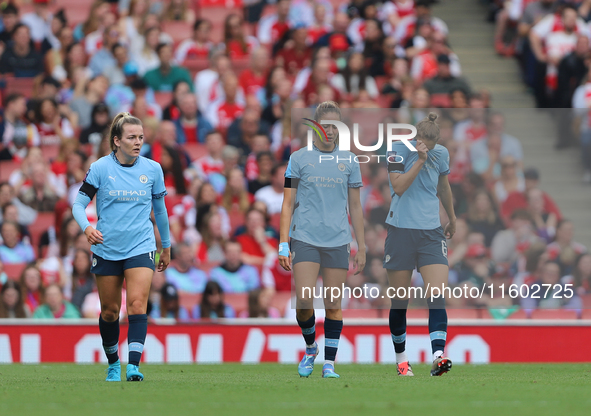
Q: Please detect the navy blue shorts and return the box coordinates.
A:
[383,225,448,271]
[290,239,350,270]
[91,251,156,276]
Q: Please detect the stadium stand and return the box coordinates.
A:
[0,0,589,322]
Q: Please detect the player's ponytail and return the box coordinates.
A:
[416,112,440,142]
[109,112,143,151]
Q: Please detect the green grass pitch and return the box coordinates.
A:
[1,364,590,416]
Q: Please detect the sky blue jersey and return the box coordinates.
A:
[81,152,167,260]
[285,143,362,247]
[386,140,450,230]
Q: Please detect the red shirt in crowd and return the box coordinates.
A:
[239,69,266,97]
[501,190,563,224]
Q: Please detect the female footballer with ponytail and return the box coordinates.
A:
[73,112,171,382]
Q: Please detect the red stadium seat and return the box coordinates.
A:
[0,160,20,182]
[224,293,248,315]
[530,309,580,320]
[183,143,208,162]
[341,309,380,319]
[161,21,193,48]
[154,92,173,109]
[270,291,292,316]
[28,212,56,256]
[179,292,201,312]
[507,309,531,319]
[41,145,60,163]
[3,262,27,281]
[1,77,37,99]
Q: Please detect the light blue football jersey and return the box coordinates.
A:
[385,140,450,230]
[285,143,363,247]
[83,152,167,260]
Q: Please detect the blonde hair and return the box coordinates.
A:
[313,100,341,123]
[416,112,440,142]
[109,112,143,151]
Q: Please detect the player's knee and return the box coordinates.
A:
[296,294,314,310]
[100,304,120,322]
[323,297,341,310]
[127,298,147,315]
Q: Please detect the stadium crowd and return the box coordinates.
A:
[490,0,591,182]
[0,0,589,321]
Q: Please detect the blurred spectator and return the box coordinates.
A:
[239,48,270,97]
[0,221,35,264]
[555,34,589,109]
[0,182,37,226]
[221,168,254,214]
[248,151,274,194]
[88,24,120,77]
[69,249,94,312]
[175,19,213,63]
[470,112,523,183]
[301,57,340,106]
[40,9,67,56]
[0,281,28,318]
[103,43,131,85]
[165,243,208,293]
[307,2,332,45]
[521,260,581,309]
[35,98,76,145]
[393,0,448,46]
[465,189,504,247]
[254,163,287,215]
[194,51,232,115]
[257,0,291,46]
[163,0,195,23]
[513,242,548,287]
[244,133,271,180]
[150,283,190,320]
[19,163,60,212]
[79,102,110,148]
[0,93,41,161]
[173,93,213,144]
[290,0,333,28]
[209,240,260,293]
[239,288,281,318]
[206,72,245,134]
[0,4,19,52]
[223,13,259,59]
[527,188,557,242]
[120,0,149,44]
[236,208,277,269]
[572,67,591,182]
[70,75,109,129]
[227,108,270,156]
[132,26,161,76]
[162,80,190,121]
[21,0,52,43]
[546,219,587,275]
[562,253,591,296]
[160,145,188,195]
[190,130,224,181]
[1,203,31,243]
[74,0,110,43]
[501,167,562,224]
[32,283,80,318]
[331,51,379,100]
[276,26,312,77]
[0,23,44,77]
[491,209,542,265]
[195,207,227,265]
[493,155,525,204]
[192,280,236,319]
[19,264,44,315]
[529,5,588,108]
[454,243,493,288]
[423,54,470,98]
[144,43,193,92]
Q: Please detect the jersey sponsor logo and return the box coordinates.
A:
[307,176,344,183]
[139,174,148,184]
[108,190,147,196]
